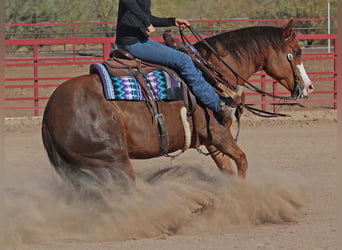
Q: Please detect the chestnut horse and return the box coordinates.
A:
[42,20,313,191]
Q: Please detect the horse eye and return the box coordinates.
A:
[294,50,302,57]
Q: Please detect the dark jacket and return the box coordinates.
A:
[116,0,176,45]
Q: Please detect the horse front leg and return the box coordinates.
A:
[212,132,248,178]
[205,145,236,175]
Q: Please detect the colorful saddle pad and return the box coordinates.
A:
[90,63,183,101]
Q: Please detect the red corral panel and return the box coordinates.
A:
[4,19,337,117]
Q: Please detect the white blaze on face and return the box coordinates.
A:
[297,63,314,97]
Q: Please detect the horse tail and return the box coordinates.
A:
[41,117,99,191]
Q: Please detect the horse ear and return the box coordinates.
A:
[283,19,294,40]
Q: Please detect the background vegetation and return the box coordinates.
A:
[5,0,337,40]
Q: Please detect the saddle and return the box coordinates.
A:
[109,49,136,60]
[104,50,197,110]
[91,50,197,156]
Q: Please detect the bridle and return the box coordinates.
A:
[284,30,306,100]
[287,49,304,100]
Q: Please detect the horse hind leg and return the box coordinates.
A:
[42,126,97,189]
[106,157,136,194]
[79,153,137,194]
[56,157,136,210]
[42,125,117,209]
[46,150,108,198]
[60,158,136,196]
[43,120,136,197]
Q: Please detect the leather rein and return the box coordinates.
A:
[180,26,304,117]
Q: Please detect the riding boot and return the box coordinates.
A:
[214,96,239,126]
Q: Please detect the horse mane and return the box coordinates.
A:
[195,26,288,66]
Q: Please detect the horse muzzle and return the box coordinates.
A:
[292,81,305,100]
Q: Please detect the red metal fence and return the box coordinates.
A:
[4,19,338,117]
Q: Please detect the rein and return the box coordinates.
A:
[180,26,301,103]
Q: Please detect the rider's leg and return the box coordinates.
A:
[118,39,235,125]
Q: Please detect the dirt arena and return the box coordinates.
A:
[4,109,337,250]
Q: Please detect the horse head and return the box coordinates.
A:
[263,20,314,99]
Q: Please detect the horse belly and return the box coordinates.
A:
[117,101,187,159]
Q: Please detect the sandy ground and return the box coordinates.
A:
[4,110,337,250]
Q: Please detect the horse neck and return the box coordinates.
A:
[204,28,281,85]
[219,52,265,86]
[211,27,282,85]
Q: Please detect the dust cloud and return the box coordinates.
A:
[5,163,306,245]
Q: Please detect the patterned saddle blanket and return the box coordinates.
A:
[90,59,184,101]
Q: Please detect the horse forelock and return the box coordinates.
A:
[198,26,288,65]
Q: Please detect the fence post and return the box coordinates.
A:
[207,21,213,36]
[273,81,278,113]
[103,42,111,61]
[261,71,266,112]
[33,44,39,116]
[72,24,76,62]
[334,39,337,109]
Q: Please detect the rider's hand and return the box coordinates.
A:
[175,18,190,30]
[146,24,156,35]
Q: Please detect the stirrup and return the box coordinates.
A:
[214,106,237,126]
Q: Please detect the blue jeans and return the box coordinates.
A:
[117,39,220,112]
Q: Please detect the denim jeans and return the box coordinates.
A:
[117,39,220,112]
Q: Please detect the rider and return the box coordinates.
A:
[115,0,235,126]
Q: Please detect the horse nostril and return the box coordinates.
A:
[308,84,314,93]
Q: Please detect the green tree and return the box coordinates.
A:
[86,0,118,37]
[5,0,86,39]
[5,0,337,39]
